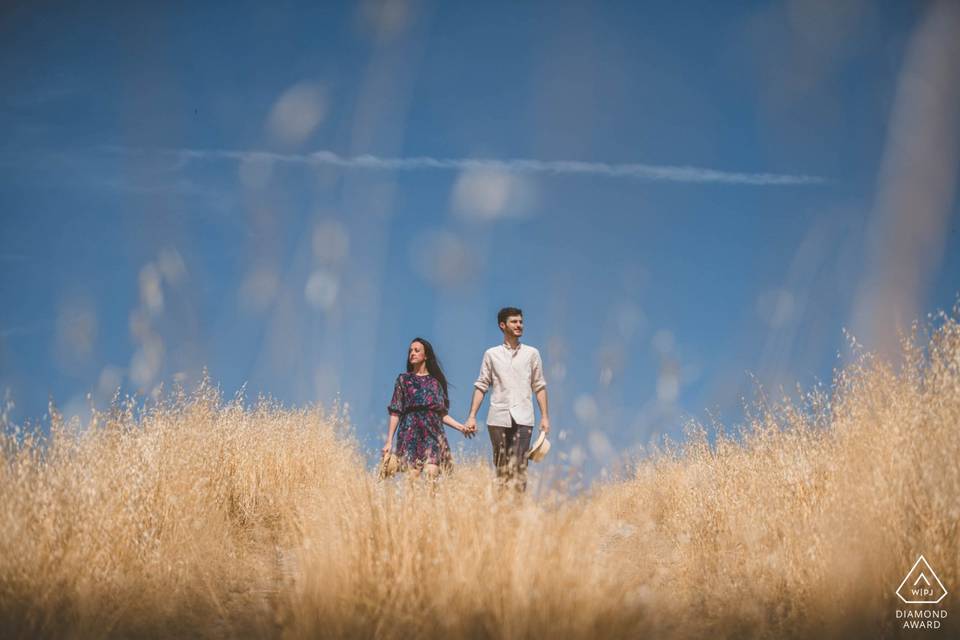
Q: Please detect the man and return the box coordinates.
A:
[465,307,550,492]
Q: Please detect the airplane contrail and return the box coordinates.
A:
[115,147,826,186]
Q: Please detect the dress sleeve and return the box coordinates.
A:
[388,375,405,415]
[439,382,450,414]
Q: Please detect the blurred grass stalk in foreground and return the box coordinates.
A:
[2,308,959,639]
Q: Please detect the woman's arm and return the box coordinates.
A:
[383,413,400,456]
[383,375,405,456]
[443,413,472,437]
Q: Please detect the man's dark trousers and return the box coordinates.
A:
[488,418,533,492]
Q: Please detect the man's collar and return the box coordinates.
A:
[502,341,522,352]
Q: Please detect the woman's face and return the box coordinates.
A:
[408,341,426,366]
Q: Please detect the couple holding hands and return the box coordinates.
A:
[381,307,550,491]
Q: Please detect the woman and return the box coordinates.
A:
[382,337,472,479]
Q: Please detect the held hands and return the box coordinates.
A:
[463,416,478,439]
[458,419,476,439]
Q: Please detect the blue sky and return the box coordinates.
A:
[2,1,959,481]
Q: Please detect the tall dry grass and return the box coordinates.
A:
[2,309,959,639]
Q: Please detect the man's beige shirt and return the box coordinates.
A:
[474,343,546,427]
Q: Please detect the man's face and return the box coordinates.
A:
[500,315,523,338]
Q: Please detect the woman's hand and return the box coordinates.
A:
[381,440,393,458]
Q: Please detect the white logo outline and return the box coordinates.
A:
[896,555,948,604]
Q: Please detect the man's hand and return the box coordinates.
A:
[454,420,475,439]
[539,416,551,435]
[465,416,477,435]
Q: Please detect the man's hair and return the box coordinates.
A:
[497,307,523,326]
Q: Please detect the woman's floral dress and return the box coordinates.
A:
[388,373,453,471]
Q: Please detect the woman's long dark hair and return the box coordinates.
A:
[407,337,450,408]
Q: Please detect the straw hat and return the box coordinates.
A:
[527,430,551,462]
[378,452,402,479]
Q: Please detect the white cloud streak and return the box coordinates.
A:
[112,147,825,186]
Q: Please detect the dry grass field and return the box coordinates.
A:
[2,310,958,639]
